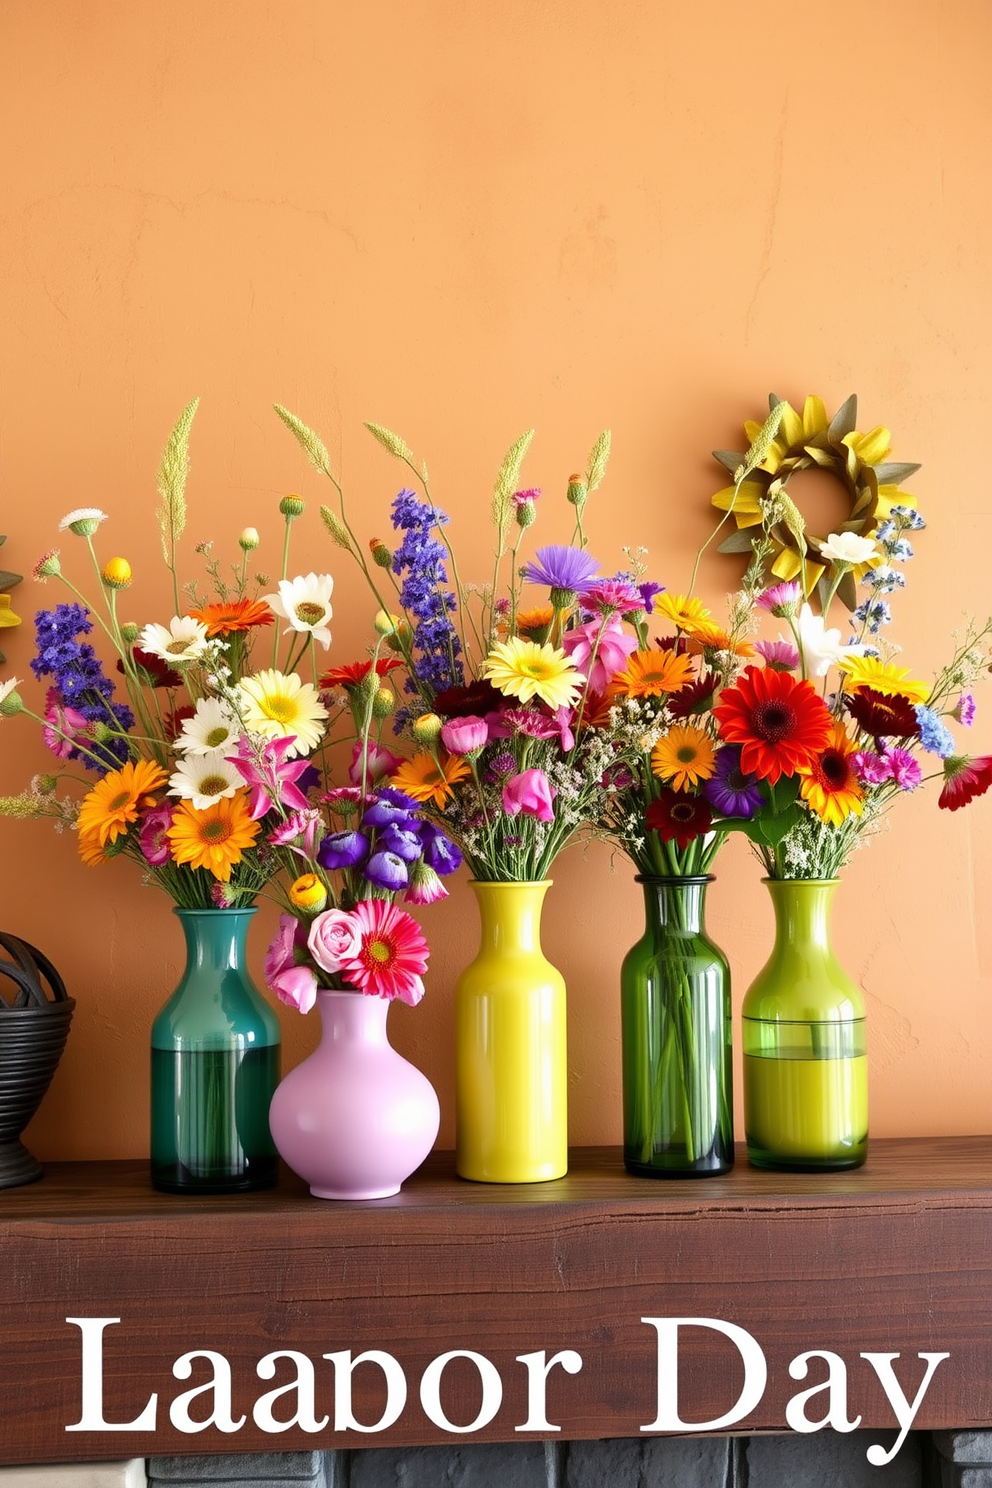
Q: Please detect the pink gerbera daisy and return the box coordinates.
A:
[339,899,429,1005]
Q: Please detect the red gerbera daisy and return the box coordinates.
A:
[938,755,992,811]
[713,666,833,785]
[187,598,274,636]
[845,687,921,740]
[320,657,405,689]
[645,788,713,848]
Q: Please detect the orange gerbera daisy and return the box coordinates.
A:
[187,598,274,636]
[798,723,864,826]
[515,604,555,637]
[76,758,168,849]
[650,725,717,791]
[611,648,694,699]
[166,789,260,881]
[391,751,472,808]
[77,828,109,867]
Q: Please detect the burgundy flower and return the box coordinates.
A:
[846,687,921,739]
[645,788,713,848]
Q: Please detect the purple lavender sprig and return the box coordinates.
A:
[391,489,464,721]
[30,603,134,770]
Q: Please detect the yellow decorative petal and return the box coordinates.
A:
[802,396,828,437]
[843,426,892,467]
[778,403,806,449]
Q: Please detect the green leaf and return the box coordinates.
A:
[274,404,331,474]
[491,429,535,554]
[365,422,414,462]
[717,529,758,554]
[874,461,922,485]
[0,569,22,591]
[754,802,803,846]
[584,429,611,493]
[156,397,199,564]
[828,394,858,441]
[712,449,745,474]
[836,569,858,610]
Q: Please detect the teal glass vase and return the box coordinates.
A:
[150,908,281,1194]
[621,876,734,1177]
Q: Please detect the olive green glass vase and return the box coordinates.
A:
[742,879,867,1171]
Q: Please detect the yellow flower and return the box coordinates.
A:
[650,726,717,791]
[838,656,929,703]
[798,723,864,826]
[480,636,583,710]
[166,790,260,881]
[654,593,714,633]
[515,604,555,639]
[102,557,132,589]
[610,648,694,699]
[238,669,328,756]
[290,874,328,913]
[76,758,168,849]
[391,751,472,809]
[0,595,21,629]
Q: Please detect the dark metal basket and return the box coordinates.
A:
[0,932,74,1188]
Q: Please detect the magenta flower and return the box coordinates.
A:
[754,638,800,672]
[229,734,314,820]
[756,581,801,617]
[265,913,300,980]
[562,616,638,692]
[268,807,323,860]
[42,688,91,758]
[584,579,644,615]
[503,768,557,823]
[440,714,489,755]
[953,693,977,727]
[348,738,403,784]
[307,908,362,974]
[139,802,174,866]
[852,750,892,786]
[337,899,429,1005]
[883,747,923,790]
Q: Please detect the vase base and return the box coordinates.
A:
[746,1146,867,1172]
[624,1155,734,1179]
[150,1158,279,1195]
[456,1163,568,1184]
[0,1138,43,1189]
[309,1183,401,1201]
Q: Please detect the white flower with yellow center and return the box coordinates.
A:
[263,572,334,650]
[238,668,328,756]
[168,750,243,810]
[174,697,241,756]
[138,616,209,664]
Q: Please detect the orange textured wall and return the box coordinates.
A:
[1,0,990,1160]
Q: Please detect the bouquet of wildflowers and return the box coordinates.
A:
[686,394,992,879]
[274,407,647,883]
[0,402,459,1010]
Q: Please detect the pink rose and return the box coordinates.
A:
[440,714,489,755]
[307,907,362,973]
[502,768,557,823]
[270,964,319,1014]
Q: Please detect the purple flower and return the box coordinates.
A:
[363,850,410,890]
[391,488,463,703]
[702,747,764,819]
[485,749,517,783]
[755,581,801,618]
[361,799,412,828]
[638,581,666,612]
[754,638,800,672]
[31,603,134,771]
[852,750,892,786]
[883,747,923,790]
[420,823,463,876]
[953,693,977,727]
[317,830,369,870]
[380,823,424,862]
[373,786,420,811]
[521,545,600,597]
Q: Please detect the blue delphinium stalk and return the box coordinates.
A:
[390,489,464,720]
[31,603,134,770]
[915,705,956,758]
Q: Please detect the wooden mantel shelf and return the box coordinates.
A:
[3,1138,992,1464]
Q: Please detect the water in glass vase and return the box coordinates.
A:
[743,1017,868,1170]
[151,1044,279,1193]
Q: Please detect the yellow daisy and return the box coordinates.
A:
[391,751,472,809]
[238,668,328,756]
[610,648,694,700]
[515,605,555,638]
[654,593,715,634]
[838,656,929,703]
[480,637,583,710]
[650,725,717,791]
[166,790,260,881]
[76,758,168,849]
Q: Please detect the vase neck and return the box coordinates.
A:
[765,879,837,952]
[318,989,390,1046]
[175,908,254,971]
[638,877,709,935]
[470,881,550,954]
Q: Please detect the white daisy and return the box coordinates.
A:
[168,750,243,810]
[818,531,880,566]
[174,697,242,756]
[138,616,209,665]
[263,572,334,650]
[58,508,110,537]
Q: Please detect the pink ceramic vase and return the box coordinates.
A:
[268,989,440,1200]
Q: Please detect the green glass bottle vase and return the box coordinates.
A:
[621,876,734,1177]
[742,879,867,1171]
[150,907,281,1194]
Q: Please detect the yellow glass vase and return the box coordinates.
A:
[455,880,567,1183]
